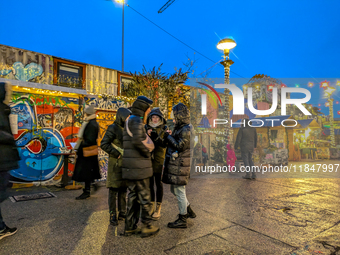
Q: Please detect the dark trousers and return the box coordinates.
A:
[84,181,91,192]
[108,187,127,215]
[125,178,152,230]
[0,172,10,231]
[241,149,255,176]
[150,172,163,203]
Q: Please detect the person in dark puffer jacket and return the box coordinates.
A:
[122,96,159,238]
[145,107,167,220]
[100,107,131,226]
[162,103,196,229]
[0,82,20,240]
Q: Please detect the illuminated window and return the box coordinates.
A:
[54,58,86,89]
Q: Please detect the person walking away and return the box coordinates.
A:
[100,107,131,225]
[122,96,159,238]
[202,145,208,167]
[226,144,236,172]
[146,107,167,220]
[72,105,101,199]
[0,82,20,240]
[163,103,196,228]
[234,118,257,179]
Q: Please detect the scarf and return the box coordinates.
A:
[148,119,163,128]
[74,114,96,150]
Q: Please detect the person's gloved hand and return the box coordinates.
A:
[163,131,170,140]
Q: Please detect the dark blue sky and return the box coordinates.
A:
[1,0,339,80]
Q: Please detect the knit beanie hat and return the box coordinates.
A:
[84,105,96,115]
[132,96,153,112]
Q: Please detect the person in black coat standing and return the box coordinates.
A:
[72,105,101,199]
[0,82,20,240]
[234,118,257,179]
[145,107,167,220]
[122,96,159,238]
[100,107,131,226]
[162,103,196,228]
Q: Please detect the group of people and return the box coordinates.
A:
[65,95,195,238]
[0,81,258,241]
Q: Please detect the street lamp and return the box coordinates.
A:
[116,0,125,72]
[217,37,236,144]
[325,86,336,148]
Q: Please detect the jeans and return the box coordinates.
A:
[108,187,127,215]
[125,179,152,230]
[0,172,10,231]
[170,184,190,215]
[150,173,163,203]
[241,149,255,177]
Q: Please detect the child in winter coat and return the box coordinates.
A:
[226,144,236,171]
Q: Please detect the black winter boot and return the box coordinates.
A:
[118,212,126,221]
[168,214,187,228]
[110,213,118,226]
[187,205,196,218]
[76,190,90,200]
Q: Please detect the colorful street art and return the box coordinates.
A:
[9,92,81,184]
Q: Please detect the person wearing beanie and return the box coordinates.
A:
[72,105,101,199]
[162,103,196,228]
[0,82,20,240]
[145,107,167,220]
[122,96,159,237]
[100,107,131,226]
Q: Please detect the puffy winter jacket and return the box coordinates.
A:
[146,107,167,173]
[101,107,131,188]
[0,82,20,172]
[234,118,257,152]
[162,103,192,185]
[122,96,153,180]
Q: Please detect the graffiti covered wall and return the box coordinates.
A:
[9,92,81,185]
[0,45,53,84]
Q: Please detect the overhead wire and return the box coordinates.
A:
[125,3,246,78]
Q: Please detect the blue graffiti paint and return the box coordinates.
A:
[0,62,43,81]
[26,156,59,171]
[10,97,66,182]
[13,62,43,81]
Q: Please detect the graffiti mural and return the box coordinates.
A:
[9,92,80,184]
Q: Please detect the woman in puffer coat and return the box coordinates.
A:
[100,107,131,226]
[145,107,167,220]
[162,103,196,229]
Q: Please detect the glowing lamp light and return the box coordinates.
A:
[338,110,340,115]
[319,108,321,111]
[281,83,287,88]
[267,84,274,91]
[217,38,237,54]
[324,86,336,97]
[308,82,314,87]
[255,84,260,89]
[318,104,321,106]
[295,84,300,88]
[325,102,330,107]
[336,101,339,104]
[336,80,340,86]
[320,80,330,89]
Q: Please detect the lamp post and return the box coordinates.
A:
[325,86,336,148]
[116,0,125,72]
[217,38,236,144]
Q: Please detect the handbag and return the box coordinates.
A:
[126,119,155,152]
[83,144,98,157]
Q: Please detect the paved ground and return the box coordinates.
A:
[1,161,340,255]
